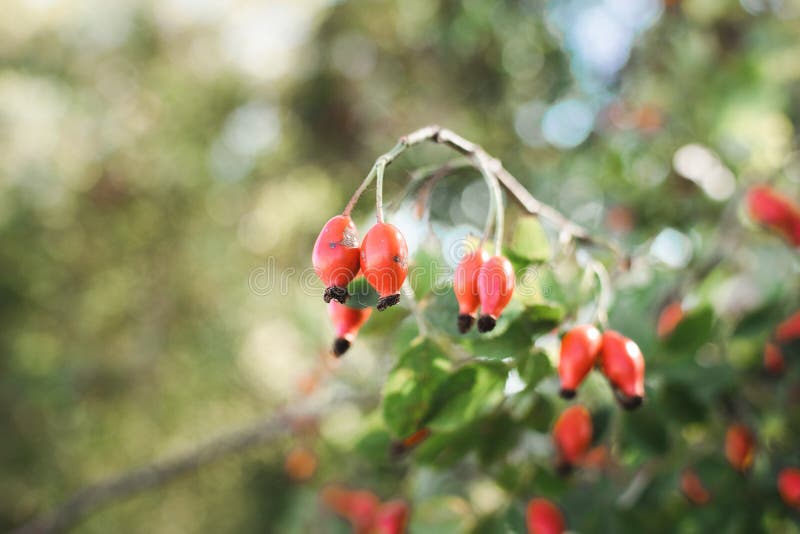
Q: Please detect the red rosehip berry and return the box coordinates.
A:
[313,215,361,304]
[526,498,565,534]
[778,467,800,510]
[599,330,645,410]
[328,300,372,357]
[558,325,602,399]
[360,222,409,311]
[680,469,711,505]
[322,486,380,534]
[725,423,756,472]
[656,301,683,339]
[746,185,800,247]
[764,342,784,375]
[454,249,489,333]
[553,405,593,472]
[476,255,515,333]
[374,500,410,534]
[776,310,800,344]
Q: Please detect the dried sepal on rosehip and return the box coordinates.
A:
[361,222,409,311]
[313,215,361,304]
[526,498,565,534]
[557,325,602,399]
[599,330,645,410]
[453,249,488,333]
[552,404,593,475]
[327,300,372,357]
[476,255,515,333]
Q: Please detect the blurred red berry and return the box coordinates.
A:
[725,424,756,472]
[778,468,800,510]
[526,498,565,534]
[553,405,593,469]
[328,300,372,356]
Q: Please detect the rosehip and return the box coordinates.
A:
[284,446,318,481]
[776,311,800,344]
[374,500,410,534]
[558,325,602,399]
[680,469,711,505]
[778,467,800,510]
[526,498,565,534]
[764,342,784,375]
[322,485,380,534]
[476,255,515,333]
[454,249,489,333]
[725,423,756,472]
[360,223,409,311]
[327,300,372,357]
[553,405,592,471]
[313,215,361,304]
[599,331,645,410]
[657,301,683,339]
[746,185,800,247]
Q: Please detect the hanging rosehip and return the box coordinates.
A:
[476,255,515,333]
[599,331,645,410]
[680,469,711,505]
[558,325,602,399]
[361,223,409,311]
[746,185,800,247]
[763,342,785,375]
[313,215,361,304]
[725,424,756,472]
[552,405,592,472]
[776,310,800,344]
[374,500,410,534]
[328,300,372,357]
[526,498,565,534]
[656,301,684,339]
[778,468,800,510]
[453,249,489,333]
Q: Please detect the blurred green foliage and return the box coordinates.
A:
[1,0,799,532]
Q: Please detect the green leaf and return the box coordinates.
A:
[425,361,507,433]
[409,244,445,300]
[517,350,552,389]
[509,216,551,263]
[622,405,670,455]
[381,338,453,437]
[664,305,714,354]
[345,277,379,309]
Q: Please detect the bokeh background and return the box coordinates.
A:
[1,0,800,532]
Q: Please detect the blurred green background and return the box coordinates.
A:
[1,0,799,532]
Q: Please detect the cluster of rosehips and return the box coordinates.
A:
[322,485,409,534]
[313,214,409,355]
[557,325,645,410]
[746,184,800,248]
[681,424,800,511]
[454,249,515,333]
[763,310,799,374]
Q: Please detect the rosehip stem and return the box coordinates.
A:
[587,259,613,328]
[474,152,504,253]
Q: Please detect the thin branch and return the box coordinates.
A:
[345,125,624,259]
[12,391,372,534]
